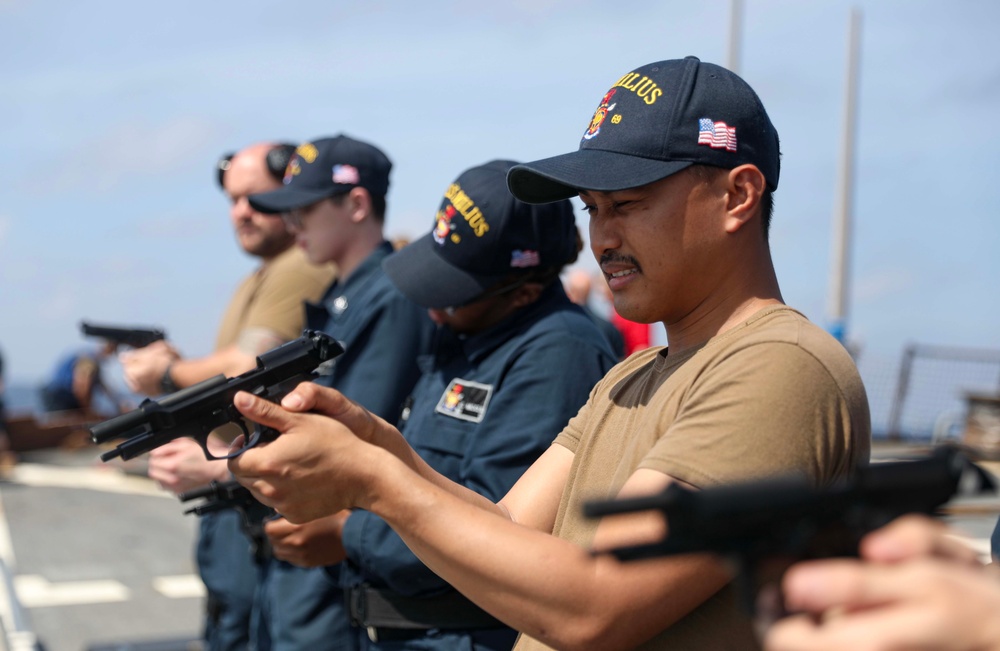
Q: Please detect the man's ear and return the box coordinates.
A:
[347,187,373,224]
[724,165,766,234]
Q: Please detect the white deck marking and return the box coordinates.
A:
[6,463,169,497]
[14,575,130,607]
[0,492,21,634]
[0,493,17,569]
[153,574,206,599]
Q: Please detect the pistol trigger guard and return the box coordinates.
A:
[233,419,260,452]
[197,434,218,461]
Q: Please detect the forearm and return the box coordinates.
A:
[169,344,258,388]
[376,423,505,517]
[365,454,728,650]
[147,437,232,494]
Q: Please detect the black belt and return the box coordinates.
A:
[361,627,427,643]
[347,584,503,639]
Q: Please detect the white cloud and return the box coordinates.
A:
[25,115,218,194]
[37,285,84,321]
[135,215,214,240]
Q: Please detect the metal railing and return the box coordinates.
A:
[885,344,1000,440]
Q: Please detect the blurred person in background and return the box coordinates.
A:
[0,346,13,469]
[39,339,125,418]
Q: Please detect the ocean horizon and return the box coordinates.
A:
[4,383,43,416]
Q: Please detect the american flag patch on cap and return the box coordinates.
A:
[697,118,738,152]
[511,250,540,268]
[332,164,360,185]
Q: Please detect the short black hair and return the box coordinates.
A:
[760,188,774,239]
[370,194,387,223]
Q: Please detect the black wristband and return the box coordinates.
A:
[160,364,180,395]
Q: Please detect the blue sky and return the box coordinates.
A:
[1,0,998,384]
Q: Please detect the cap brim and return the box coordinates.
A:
[247,187,337,214]
[382,234,507,310]
[507,149,694,204]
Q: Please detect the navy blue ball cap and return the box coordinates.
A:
[507,56,780,204]
[383,160,577,310]
[248,134,392,213]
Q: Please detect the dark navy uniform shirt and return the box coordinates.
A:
[306,241,436,423]
[340,282,617,597]
[265,242,434,651]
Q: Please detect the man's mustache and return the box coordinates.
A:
[599,252,642,273]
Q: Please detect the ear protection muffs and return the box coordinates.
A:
[216,143,297,189]
[265,143,296,181]
[216,151,235,189]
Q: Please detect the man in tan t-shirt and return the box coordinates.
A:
[225,58,871,651]
[120,142,335,651]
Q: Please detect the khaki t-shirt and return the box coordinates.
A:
[514,306,871,651]
[215,246,336,350]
